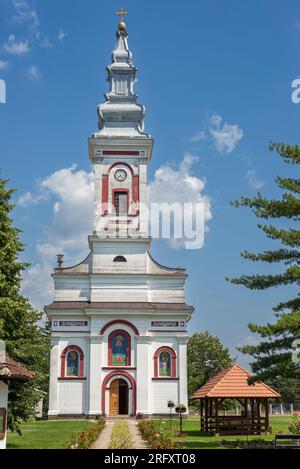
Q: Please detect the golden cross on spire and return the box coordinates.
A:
[115,7,128,23]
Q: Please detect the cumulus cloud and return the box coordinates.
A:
[10,0,39,27]
[3,34,29,55]
[246,170,265,189]
[20,165,94,308]
[192,113,244,154]
[149,154,212,248]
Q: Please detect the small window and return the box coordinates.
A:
[0,408,6,441]
[114,256,127,263]
[114,191,128,215]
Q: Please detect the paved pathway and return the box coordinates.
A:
[127,419,148,449]
[90,420,114,449]
[90,419,147,450]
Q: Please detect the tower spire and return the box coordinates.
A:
[94,12,150,139]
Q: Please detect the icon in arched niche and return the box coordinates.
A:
[112,333,128,366]
[159,351,171,377]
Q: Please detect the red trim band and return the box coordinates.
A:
[100,320,140,336]
[104,151,139,156]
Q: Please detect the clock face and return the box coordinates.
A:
[114,169,127,182]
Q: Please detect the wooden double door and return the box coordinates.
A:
[109,379,129,416]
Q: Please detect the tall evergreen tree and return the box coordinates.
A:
[0,176,50,433]
[227,142,300,386]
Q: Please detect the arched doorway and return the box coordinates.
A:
[109,378,129,416]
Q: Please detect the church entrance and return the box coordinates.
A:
[109,378,129,416]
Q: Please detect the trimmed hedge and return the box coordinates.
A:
[65,419,105,449]
[138,420,179,449]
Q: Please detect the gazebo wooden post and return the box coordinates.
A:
[215,399,219,435]
[205,398,209,432]
[264,398,269,434]
[200,399,204,432]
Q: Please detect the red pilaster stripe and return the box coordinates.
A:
[102,175,109,215]
[132,175,139,215]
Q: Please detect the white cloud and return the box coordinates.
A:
[20,166,94,308]
[27,65,41,80]
[10,0,39,28]
[246,170,265,189]
[209,114,244,154]
[149,154,212,248]
[0,60,10,70]
[192,113,244,154]
[3,34,30,55]
[58,28,67,43]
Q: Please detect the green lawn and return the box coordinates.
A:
[154,416,291,449]
[7,420,94,449]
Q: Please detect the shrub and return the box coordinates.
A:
[108,421,133,449]
[138,420,180,449]
[220,439,274,449]
[288,414,300,435]
[65,419,105,449]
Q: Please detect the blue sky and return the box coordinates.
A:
[0,0,299,369]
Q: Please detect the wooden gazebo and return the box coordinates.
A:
[191,365,280,436]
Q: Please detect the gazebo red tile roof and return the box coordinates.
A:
[191,364,280,399]
[0,356,35,381]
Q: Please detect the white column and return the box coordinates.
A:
[0,381,8,450]
[88,336,103,416]
[48,339,59,417]
[178,337,188,412]
[136,336,150,414]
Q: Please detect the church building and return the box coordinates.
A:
[46,15,194,418]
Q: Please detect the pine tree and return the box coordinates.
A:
[227,142,300,386]
[0,176,50,433]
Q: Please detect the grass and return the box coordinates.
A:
[153,416,291,449]
[108,421,133,449]
[7,420,95,449]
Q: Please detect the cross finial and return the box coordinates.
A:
[115,7,128,23]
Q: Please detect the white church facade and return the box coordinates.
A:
[46,18,194,418]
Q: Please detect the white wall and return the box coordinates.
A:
[0,381,8,450]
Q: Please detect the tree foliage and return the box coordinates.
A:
[187,332,232,403]
[227,142,300,390]
[0,176,50,433]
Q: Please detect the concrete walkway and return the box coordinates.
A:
[90,419,147,450]
[127,419,148,449]
[90,420,114,449]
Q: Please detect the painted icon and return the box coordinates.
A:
[112,333,127,366]
[159,351,171,376]
[67,350,79,376]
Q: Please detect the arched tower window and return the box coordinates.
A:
[114,256,127,263]
[108,330,131,366]
[61,345,84,378]
[154,346,177,378]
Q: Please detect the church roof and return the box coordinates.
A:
[45,301,194,312]
[191,365,280,399]
[0,355,35,382]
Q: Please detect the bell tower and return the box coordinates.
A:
[46,13,193,420]
[88,15,153,239]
